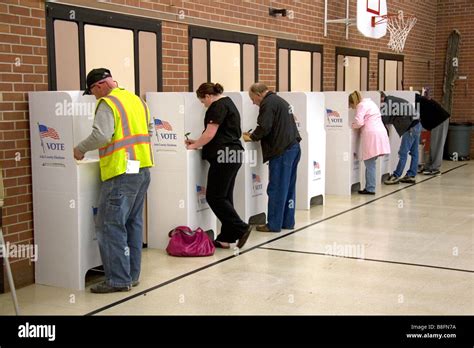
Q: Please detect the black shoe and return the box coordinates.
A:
[237,225,253,248]
[256,224,280,232]
[90,281,131,294]
[213,240,230,249]
[358,189,375,195]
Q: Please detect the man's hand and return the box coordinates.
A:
[74,147,85,160]
[242,132,252,142]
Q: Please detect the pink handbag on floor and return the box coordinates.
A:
[166,226,215,257]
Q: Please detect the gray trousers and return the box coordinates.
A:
[425,118,449,170]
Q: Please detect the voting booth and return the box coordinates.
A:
[146,93,217,249]
[226,92,267,224]
[323,92,361,195]
[29,91,102,290]
[278,92,326,209]
[383,91,417,174]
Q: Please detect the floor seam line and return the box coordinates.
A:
[258,246,474,274]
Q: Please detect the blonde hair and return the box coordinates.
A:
[348,91,362,107]
[249,82,269,96]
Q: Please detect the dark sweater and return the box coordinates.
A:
[415,94,450,131]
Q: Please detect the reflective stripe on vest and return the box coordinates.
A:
[107,95,132,137]
[99,134,151,157]
[99,95,149,161]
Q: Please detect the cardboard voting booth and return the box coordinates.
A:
[146,93,217,249]
[278,92,326,209]
[324,92,361,195]
[226,92,268,224]
[383,91,417,174]
[29,91,102,290]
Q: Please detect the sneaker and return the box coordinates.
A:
[90,281,131,294]
[423,169,441,176]
[384,174,400,185]
[131,280,139,287]
[400,175,416,184]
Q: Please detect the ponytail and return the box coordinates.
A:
[196,82,224,98]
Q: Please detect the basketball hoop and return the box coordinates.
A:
[372,10,417,53]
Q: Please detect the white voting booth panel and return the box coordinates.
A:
[146,93,217,249]
[384,91,417,174]
[324,92,361,195]
[278,92,326,210]
[29,91,102,290]
[359,91,390,188]
[226,92,268,224]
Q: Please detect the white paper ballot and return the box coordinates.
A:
[126,160,140,174]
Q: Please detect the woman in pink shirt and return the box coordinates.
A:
[350,91,390,194]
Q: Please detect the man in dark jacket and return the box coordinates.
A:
[380,92,418,137]
[415,94,450,175]
[243,83,301,233]
[381,92,422,184]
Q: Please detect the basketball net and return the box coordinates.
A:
[385,10,417,53]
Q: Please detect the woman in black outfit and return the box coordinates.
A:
[185,82,252,249]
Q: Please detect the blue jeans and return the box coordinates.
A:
[95,167,151,288]
[364,157,377,193]
[267,143,301,232]
[394,122,422,177]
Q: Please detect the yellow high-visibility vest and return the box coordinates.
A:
[97,88,154,181]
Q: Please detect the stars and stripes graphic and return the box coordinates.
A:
[154,118,173,131]
[252,173,261,183]
[326,109,340,118]
[38,124,60,140]
[196,185,206,195]
[196,185,207,206]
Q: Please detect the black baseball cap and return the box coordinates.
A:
[83,68,112,95]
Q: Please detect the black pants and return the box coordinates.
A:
[206,159,249,243]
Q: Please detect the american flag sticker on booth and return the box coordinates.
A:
[38,124,60,140]
[37,123,60,154]
[196,185,207,206]
[154,118,173,131]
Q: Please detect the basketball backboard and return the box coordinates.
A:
[357,0,387,38]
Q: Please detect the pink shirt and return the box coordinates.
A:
[352,98,391,160]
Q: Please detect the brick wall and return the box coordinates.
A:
[128,0,436,92]
[435,0,474,156]
[0,0,47,290]
[0,0,469,289]
[162,21,189,92]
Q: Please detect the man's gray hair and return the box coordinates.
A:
[249,82,269,95]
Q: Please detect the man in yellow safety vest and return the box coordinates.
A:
[74,68,154,293]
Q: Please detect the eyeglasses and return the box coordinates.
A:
[90,80,106,90]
